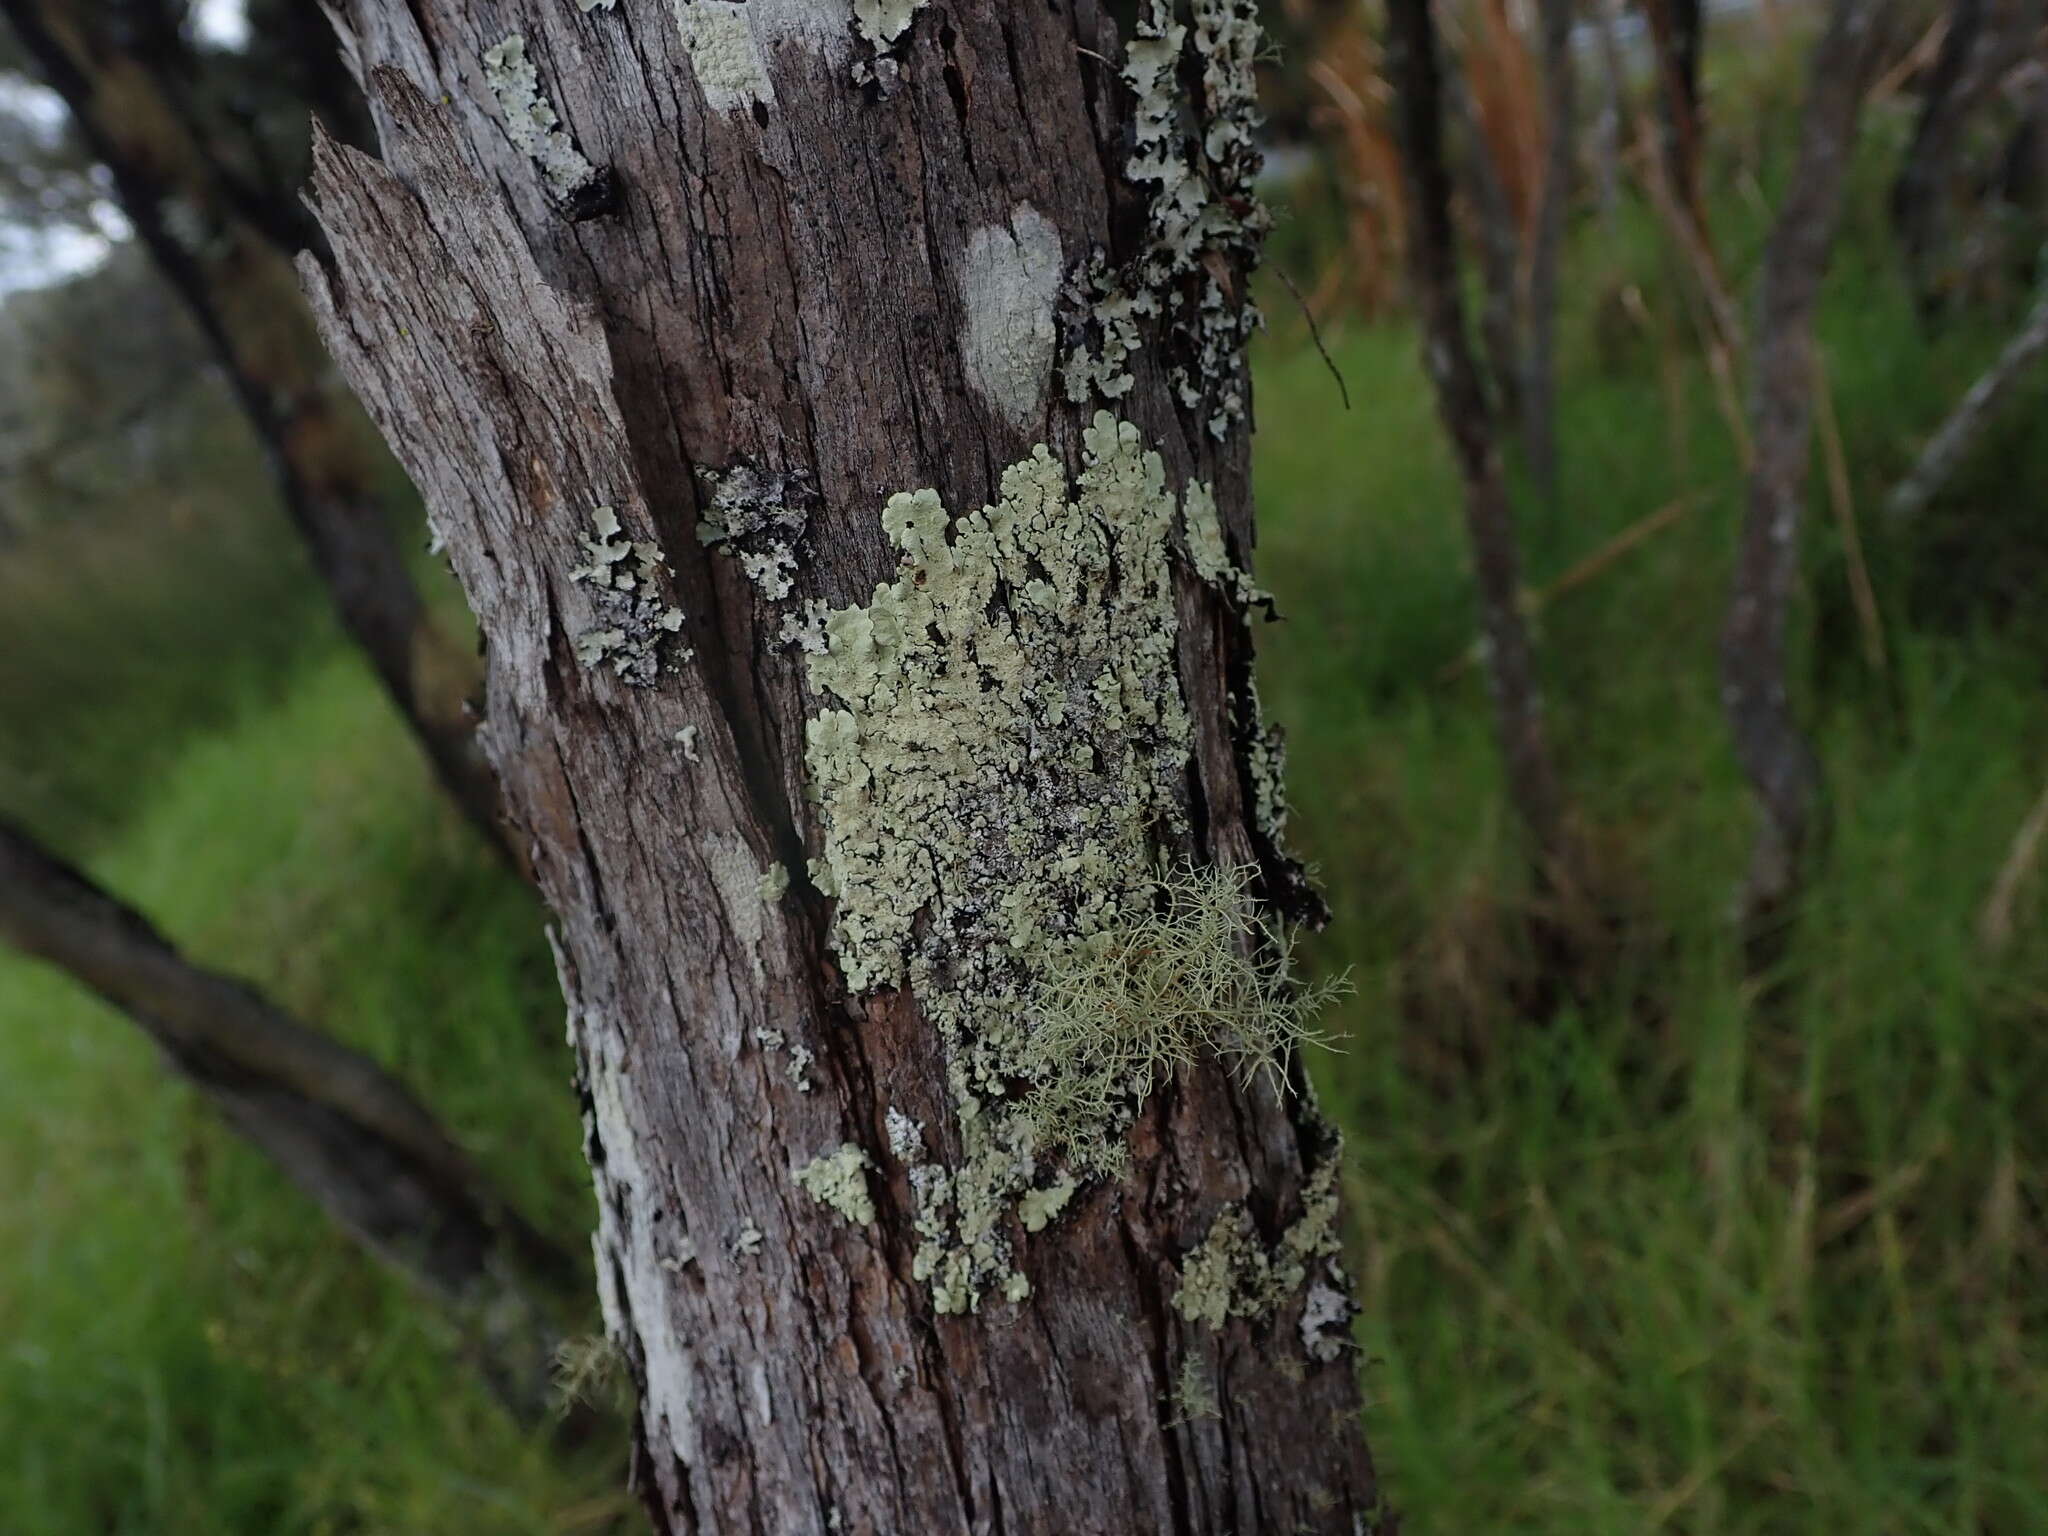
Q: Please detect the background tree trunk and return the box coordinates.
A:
[1523,0,1577,498]
[1720,0,1896,942]
[0,0,521,873]
[298,2,1384,1531]
[0,817,573,1415]
[1389,0,1576,877]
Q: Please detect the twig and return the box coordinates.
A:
[1438,495,1700,682]
[1980,773,2048,952]
[1813,349,1888,676]
[1273,265,1351,410]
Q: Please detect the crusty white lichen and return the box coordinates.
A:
[567,506,689,684]
[697,462,812,601]
[1172,1153,1356,1360]
[853,0,924,43]
[1061,0,1268,440]
[671,0,773,112]
[960,205,1064,432]
[793,1143,876,1225]
[481,34,605,206]
[674,724,702,763]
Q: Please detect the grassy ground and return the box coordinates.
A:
[4,107,2048,1536]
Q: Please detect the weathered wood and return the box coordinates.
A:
[0,0,520,872]
[298,2,1383,1530]
[0,817,573,1415]
[1720,0,1896,938]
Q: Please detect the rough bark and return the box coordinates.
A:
[1886,269,2048,521]
[1891,0,2039,310]
[0,0,521,873]
[1720,0,1895,938]
[1389,0,1574,873]
[297,2,1383,1532]
[0,816,573,1415]
[1523,0,1576,498]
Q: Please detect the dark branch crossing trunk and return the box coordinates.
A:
[1720,0,1896,941]
[0,817,574,1415]
[1388,0,1575,876]
[297,2,1384,1531]
[0,0,521,873]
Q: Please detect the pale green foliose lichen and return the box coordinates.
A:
[1165,1355,1221,1425]
[481,35,603,203]
[853,0,924,45]
[568,506,689,684]
[1061,0,1268,439]
[696,462,811,600]
[1182,479,1271,610]
[805,412,1193,1308]
[1171,1154,1355,1360]
[793,1143,877,1226]
[757,861,790,904]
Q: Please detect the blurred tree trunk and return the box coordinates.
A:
[0,816,573,1415]
[1644,0,1707,234]
[1720,0,1896,945]
[1523,0,1576,498]
[1389,0,1576,877]
[1447,59,1526,424]
[0,0,522,874]
[297,2,1384,1531]
[1891,0,2039,312]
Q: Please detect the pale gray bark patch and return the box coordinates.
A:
[959,204,1064,431]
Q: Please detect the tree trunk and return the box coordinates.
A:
[1643,0,1706,230]
[1523,0,1576,499]
[1446,56,1526,426]
[0,0,522,874]
[0,817,574,1416]
[1891,0,2038,312]
[1720,0,1895,940]
[1389,0,1575,876]
[297,2,1384,1531]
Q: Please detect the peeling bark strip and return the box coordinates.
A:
[1720,0,1897,932]
[0,0,520,873]
[0,819,573,1416]
[299,3,1381,1532]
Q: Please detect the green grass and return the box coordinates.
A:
[1249,163,2048,1529]
[5,85,2048,1536]
[0,655,629,1534]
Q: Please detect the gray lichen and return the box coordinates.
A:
[793,1143,876,1226]
[849,0,926,88]
[567,507,689,684]
[696,462,813,602]
[1061,0,1268,440]
[480,35,609,210]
